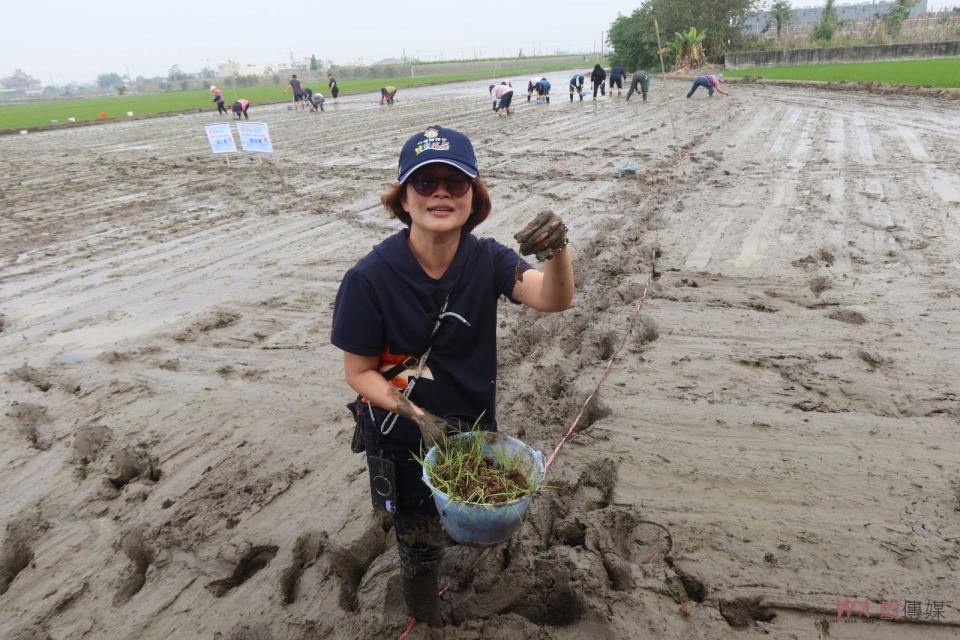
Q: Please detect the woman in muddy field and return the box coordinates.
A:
[331,125,573,628]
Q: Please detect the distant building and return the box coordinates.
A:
[743,0,928,34]
[217,56,311,78]
[0,69,42,97]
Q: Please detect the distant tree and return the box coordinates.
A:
[198,67,216,80]
[116,85,126,95]
[310,54,318,70]
[168,64,187,81]
[96,72,123,90]
[608,0,757,72]
[769,0,794,39]
[42,85,61,97]
[883,0,916,38]
[814,0,837,43]
[179,79,189,91]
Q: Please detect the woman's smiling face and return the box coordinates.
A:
[402,165,473,236]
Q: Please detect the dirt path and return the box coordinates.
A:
[1,76,958,639]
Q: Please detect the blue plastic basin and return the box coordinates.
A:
[421,433,545,547]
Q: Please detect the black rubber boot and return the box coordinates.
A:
[402,571,442,628]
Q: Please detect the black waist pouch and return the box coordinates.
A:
[347,400,366,454]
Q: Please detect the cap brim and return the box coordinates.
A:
[398,159,478,184]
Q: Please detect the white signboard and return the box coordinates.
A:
[204,123,237,154]
[237,122,273,154]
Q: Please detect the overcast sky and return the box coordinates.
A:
[3,0,958,84]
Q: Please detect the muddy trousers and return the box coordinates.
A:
[362,421,444,626]
[687,77,714,97]
[626,78,649,102]
[216,102,228,114]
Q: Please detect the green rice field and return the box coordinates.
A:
[724,57,960,88]
[0,62,600,131]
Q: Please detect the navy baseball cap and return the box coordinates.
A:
[397,125,479,184]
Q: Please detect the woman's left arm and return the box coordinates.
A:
[512,247,574,312]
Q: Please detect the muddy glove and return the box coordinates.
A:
[392,390,447,448]
[515,210,568,262]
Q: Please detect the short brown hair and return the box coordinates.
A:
[381,176,492,234]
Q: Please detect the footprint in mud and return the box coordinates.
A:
[113,528,153,605]
[525,370,612,439]
[206,544,279,598]
[827,309,868,325]
[173,310,242,342]
[0,513,50,595]
[6,402,53,451]
[107,446,161,490]
[279,531,327,605]
[809,275,832,298]
[584,330,619,363]
[633,314,659,349]
[215,624,276,640]
[72,424,111,479]
[328,514,390,612]
[503,562,586,626]
[6,365,53,392]
[857,350,891,370]
[577,458,618,511]
[719,596,776,628]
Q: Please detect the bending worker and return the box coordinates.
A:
[625,70,651,102]
[687,73,728,98]
[569,74,584,101]
[610,64,626,97]
[489,82,514,115]
[380,86,397,105]
[231,99,250,120]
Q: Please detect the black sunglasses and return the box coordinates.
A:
[409,170,473,197]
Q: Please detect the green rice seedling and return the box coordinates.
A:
[415,429,541,506]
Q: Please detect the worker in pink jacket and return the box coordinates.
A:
[687,73,728,98]
[488,82,514,115]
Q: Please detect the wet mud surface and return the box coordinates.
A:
[1,76,959,638]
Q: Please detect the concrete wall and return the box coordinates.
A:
[726,41,960,68]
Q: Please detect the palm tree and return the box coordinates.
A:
[669,27,707,72]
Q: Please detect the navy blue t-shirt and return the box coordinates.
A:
[331,229,532,443]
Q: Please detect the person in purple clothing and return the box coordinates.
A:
[687,73,728,98]
[210,85,227,115]
[332,125,573,628]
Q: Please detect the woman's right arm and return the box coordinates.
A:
[343,352,449,443]
[343,352,404,413]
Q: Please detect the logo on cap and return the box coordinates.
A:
[414,129,450,155]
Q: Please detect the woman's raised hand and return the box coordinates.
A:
[515,211,568,261]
